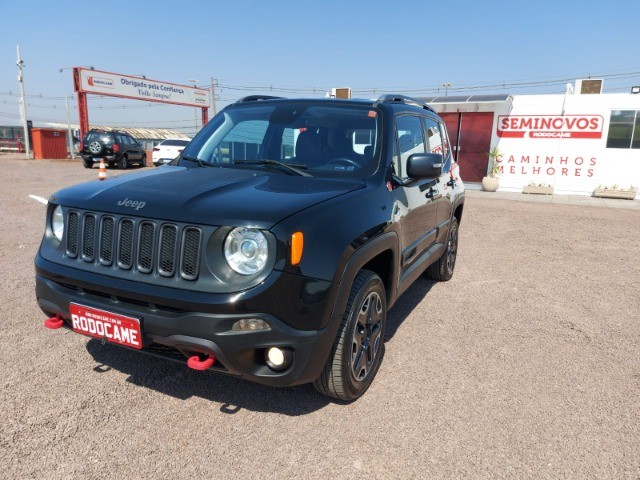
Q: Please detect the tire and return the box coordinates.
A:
[87,140,104,156]
[118,155,128,170]
[313,269,386,401]
[140,153,146,166]
[82,158,93,169]
[425,217,459,281]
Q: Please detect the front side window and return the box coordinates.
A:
[181,102,381,178]
[395,115,426,178]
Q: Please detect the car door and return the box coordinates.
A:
[392,114,439,282]
[423,116,454,245]
[127,136,143,161]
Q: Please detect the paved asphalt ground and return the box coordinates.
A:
[1,156,639,479]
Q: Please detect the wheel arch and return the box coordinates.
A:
[329,232,399,321]
[454,198,464,224]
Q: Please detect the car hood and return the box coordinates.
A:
[51,166,365,228]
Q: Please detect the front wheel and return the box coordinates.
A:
[425,217,459,281]
[313,269,386,401]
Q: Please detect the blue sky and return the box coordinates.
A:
[1,0,638,135]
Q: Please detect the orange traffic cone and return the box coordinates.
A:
[98,158,106,181]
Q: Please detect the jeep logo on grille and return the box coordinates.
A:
[117,198,146,210]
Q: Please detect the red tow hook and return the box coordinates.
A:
[44,316,64,329]
[187,354,215,371]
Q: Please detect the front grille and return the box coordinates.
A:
[118,220,135,269]
[66,212,79,257]
[158,225,178,276]
[82,214,96,261]
[181,227,201,280]
[65,210,203,281]
[137,222,155,273]
[99,216,115,265]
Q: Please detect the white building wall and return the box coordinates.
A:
[493,93,640,195]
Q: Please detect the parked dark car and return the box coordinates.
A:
[79,130,146,169]
[35,95,465,401]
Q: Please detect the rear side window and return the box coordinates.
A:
[423,117,450,172]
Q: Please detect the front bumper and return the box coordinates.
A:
[35,265,339,387]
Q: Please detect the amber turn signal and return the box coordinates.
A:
[291,232,303,265]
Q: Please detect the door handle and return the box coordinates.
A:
[426,185,440,200]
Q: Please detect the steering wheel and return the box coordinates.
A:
[325,157,359,169]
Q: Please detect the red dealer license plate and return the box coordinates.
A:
[70,303,142,349]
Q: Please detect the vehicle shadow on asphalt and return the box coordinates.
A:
[86,339,330,415]
[84,277,435,415]
[385,277,435,341]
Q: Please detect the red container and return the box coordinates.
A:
[31,128,68,159]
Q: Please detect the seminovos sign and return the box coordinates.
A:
[497,115,604,139]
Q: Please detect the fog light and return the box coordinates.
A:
[265,347,292,371]
[232,318,271,331]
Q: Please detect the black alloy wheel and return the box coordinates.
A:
[313,269,387,401]
[350,290,384,382]
[425,217,459,281]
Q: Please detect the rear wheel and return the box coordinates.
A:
[425,217,459,281]
[313,269,386,401]
[82,158,93,169]
[118,155,128,170]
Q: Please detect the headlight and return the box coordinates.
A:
[224,227,269,275]
[51,205,64,241]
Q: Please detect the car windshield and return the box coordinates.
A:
[180,102,381,178]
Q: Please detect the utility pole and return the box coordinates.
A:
[442,82,452,97]
[16,45,31,158]
[65,96,75,158]
[210,77,218,115]
[188,79,198,136]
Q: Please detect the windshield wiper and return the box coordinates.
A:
[181,155,218,167]
[233,159,311,177]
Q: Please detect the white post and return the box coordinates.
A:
[211,77,218,115]
[65,96,75,158]
[16,45,31,158]
[188,79,198,135]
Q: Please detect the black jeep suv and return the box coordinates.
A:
[35,95,465,401]
[79,129,146,169]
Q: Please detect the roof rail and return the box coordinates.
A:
[235,95,284,104]
[374,94,435,113]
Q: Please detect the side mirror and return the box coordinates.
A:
[406,153,443,179]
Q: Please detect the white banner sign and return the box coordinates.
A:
[77,68,210,108]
